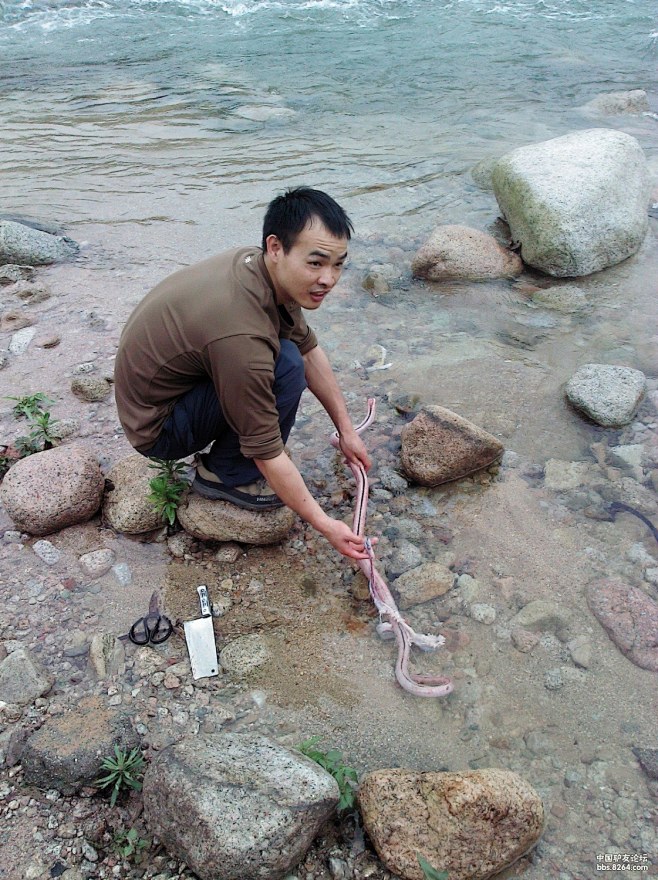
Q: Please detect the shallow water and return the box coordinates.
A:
[1,1,658,878]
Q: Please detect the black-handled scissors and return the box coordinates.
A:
[129,591,173,646]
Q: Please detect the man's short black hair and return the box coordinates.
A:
[262,187,354,252]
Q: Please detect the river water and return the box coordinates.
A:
[1,1,658,878]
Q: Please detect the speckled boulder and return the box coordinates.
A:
[178,493,296,545]
[21,696,139,794]
[412,225,522,282]
[358,768,544,880]
[400,406,504,486]
[0,445,104,535]
[71,375,113,402]
[492,129,649,277]
[0,220,78,265]
[103,454,163,534]
[565,364,646,427]
[143,733,339,880]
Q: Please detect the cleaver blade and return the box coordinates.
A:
[184,585,219,680]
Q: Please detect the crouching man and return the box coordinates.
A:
[114,187,371,561]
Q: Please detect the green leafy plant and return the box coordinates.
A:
[6,392,53,420]
[95,745,145,807]
[112,827,150,864]
[417,853,449,880]
[297,736,359,813]
[147,458,188,526]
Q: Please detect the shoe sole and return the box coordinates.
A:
[192,476,284,512]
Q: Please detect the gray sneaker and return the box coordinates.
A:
[192,463,283,512]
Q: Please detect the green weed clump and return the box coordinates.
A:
[5,393,59,457]
[148,458,188,525]
[297,736,359,813]
[95,745,145,807]
[112,827,150,864]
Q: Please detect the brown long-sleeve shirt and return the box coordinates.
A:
[114,247,317,458]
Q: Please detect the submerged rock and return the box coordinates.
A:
[143,732,339,880]
[358,767,544,880]
[412,224,522,282]
[581,90,649,116]
[492,129,649,277]
[0,220,78,265]
[393,562,454,609]
[178,493,296,545]
[565,364,646,427]
[0,647,54,706]
[400,406,504,486]
[0,445,104,535]
[587,578,658,672]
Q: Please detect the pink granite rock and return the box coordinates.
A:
[359,767,544,880]
[412,225,522,282]
[0,445,104,536]
[586,578,658,672]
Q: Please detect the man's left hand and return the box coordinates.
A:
[338,428,372,472]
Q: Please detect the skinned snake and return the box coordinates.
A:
[332,398,453,698]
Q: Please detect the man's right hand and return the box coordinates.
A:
[319,517,371,561]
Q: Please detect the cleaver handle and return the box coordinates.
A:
[197,585,211,617]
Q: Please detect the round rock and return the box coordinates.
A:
[0,445,104,536]
[412,225,522,282]
[566,364,646,427]
[70,376,113,402]
[0,220,78,265]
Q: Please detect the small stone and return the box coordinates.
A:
[214,542,243,563]
[163,673,181,690]
[470,603,496,624]
[32,540,61,565]
[544,668,564,690]
[8,326,36,354]
[79,549,116,579]
[71,376,112,402]
[1,309,33,332]
[566,364,646,427]
[566,635,592,669]
[112,562,132,586]
[35,335,61,349]
[219,634,269,674]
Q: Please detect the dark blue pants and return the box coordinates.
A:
[142,340,306,487]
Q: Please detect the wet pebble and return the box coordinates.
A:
[111,562,132,586]
[32,540,61,566]
[8,326,35,354]
[470,603,496,624]
[544,668,564,690]
[384,539,423,578]
[78,549,115,579]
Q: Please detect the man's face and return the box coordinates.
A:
[265,218,348,310]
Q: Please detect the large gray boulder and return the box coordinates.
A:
[0,445,105,535]
[565,364,646,427]
[0,221,78,265]
[358,768,544,880]
[143,732,339,880]
[492,129,649,277]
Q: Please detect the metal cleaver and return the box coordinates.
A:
[184,585,219,680]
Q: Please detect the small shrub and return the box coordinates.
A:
[297,736,359,813]
[112,827,150,864]
[95,745,145,807]
[148,458,188,525]
[7,392,59,456]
